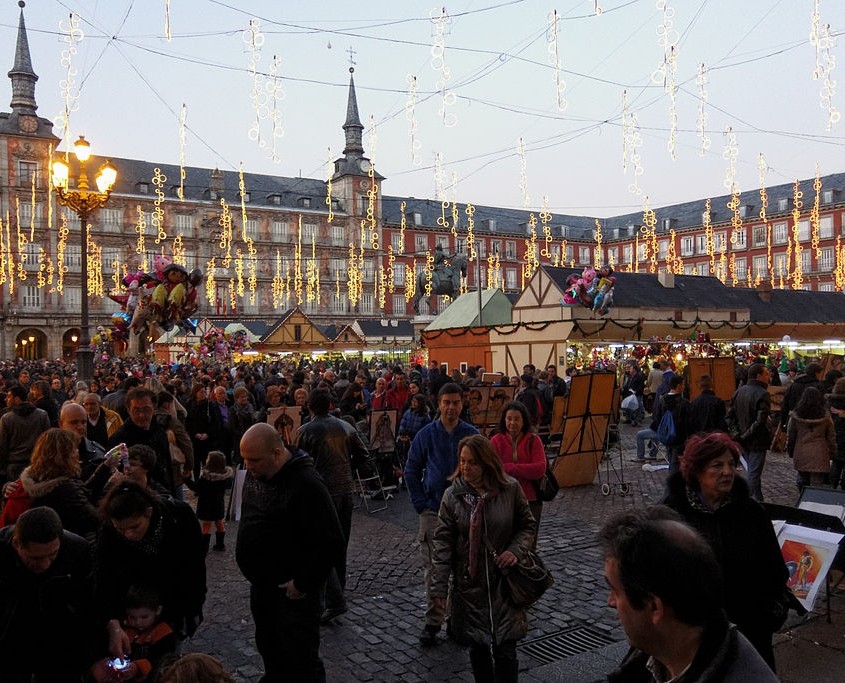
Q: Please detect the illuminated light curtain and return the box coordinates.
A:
[218,199,233,268]
[398,201,407,255]
[56,214,68,293]
[811,166,822,260]
[651,0,679,159]
[205,258,216,306]
[405,75,421,165]
[547,10,567,111]
[465,203,476,261]
[56,13,83,154]
[759,155,772,277]
[791,180,804,289]
[431,7,457,128]
[593,218,603,268]
[152,168,167,244]
[696,63,711,156]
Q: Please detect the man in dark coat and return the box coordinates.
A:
[730,363,772,502]
[0,385,51,484]
[689,375,727,435]
[29,380,59,427]
[779,362,823,430]
[622,360,647,426]
[236,423,345,682]
[0,506,98,682]
[602,507,778,683]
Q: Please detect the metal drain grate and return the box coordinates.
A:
[518,626,619,665]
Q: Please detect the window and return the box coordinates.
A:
[684,265,695,275]
[753,255,767,278]
[505,241,517,259]
[331,294,348,314]
[801,250,811,273]
[18,160,38,188]
[578,246,591,264]
[183,251,197,270]
[22,242,40,271]
[62,286,81,310]
[241,192,251,203]
[332,225,346,246]
[696,262,708,276]
[701,210,710,225]
[773,253,788,277]
[490,240,501,256]
[17,202,43,229]
[415,262,425,278]
[658,240,668,259]
[696,235,708,255]
[820,215,834,239]
[22,285,41,308]
[415,234,428,253]
[413,212,422,226]
[735,258,747,279]
[714,231,727,252]
[773,221,788,244]
[798,219,810,242]
[637,242,648,261]
[819,247,834,271]
[393,265,405,286]
[269,194,281,206]
[820,282,835,292]
[565,244,574,263]
[271,221,288,241]
[362,264,374,283]
[65,244,81,268]
[101,208,123,233]
[551,244,561,260]
[392,295,406,316]
[391,232,404,251]
[173,214,192,232]
[680,236,694,256]
[138,182,150,195]
[777,198,789,212]
[299,197,312,209]
[752,225,766,247]
[606,247,618,264]
[622,245,633,264]
[330,258,346,280]
[301,223,317,243]
[733,228,746,249]
[505,268,517,289]
[244,219,259,240]
[476,240,487,257]
[102,247,121,270]
[823,190,834,204]
[456,239,465,254]
[359,293,374,314]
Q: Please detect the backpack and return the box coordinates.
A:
[656,409,677,446]
[0,480,31,527]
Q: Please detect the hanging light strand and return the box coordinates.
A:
[178,104,187,200]
[547,10,567,111]
[791,179,804,289]
[759,155,772,277]
[811,165,822,260]
[152,168,167,244]
[696,63,711,156]
[430,7,457,128]
[55,13,83,154]
[405,75,421,165]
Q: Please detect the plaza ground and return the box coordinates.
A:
[191,425,845,682]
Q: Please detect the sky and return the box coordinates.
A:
[2,0,844,218]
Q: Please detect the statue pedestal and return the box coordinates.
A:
[411,315,435,342]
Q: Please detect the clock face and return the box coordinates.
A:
[18,115,37,133]
[359,159,372,172]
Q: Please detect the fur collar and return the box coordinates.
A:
[19,467,71,498]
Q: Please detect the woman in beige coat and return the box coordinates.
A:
[787,387,835,493]
[431,434,536,682]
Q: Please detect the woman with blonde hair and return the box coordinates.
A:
[17,428,101,540]
[158,653,234,683]
[431,434,535,681]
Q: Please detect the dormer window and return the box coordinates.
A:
[137,182,149,195]
[298,197,312,209]
[241,192,251,203]
[777,198,789,212]
[823,189,835,204]
[413,212,423,226]
[268,194,282,206]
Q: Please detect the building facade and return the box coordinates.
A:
[1,5,845,360]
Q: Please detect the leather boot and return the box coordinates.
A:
[213,531,226,551]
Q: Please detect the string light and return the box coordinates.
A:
[651,0,678,160]
[729,252,736,286]
[235,248,244,297]
[399,200,407,255]
[641,199,657,273]
[425,248,433,298]
[540,198,552,259]
[378,265,387,309]
[702,198,715,273]
[229,277,236,313]
[245,18,265,147]
[450,176,459,240]
[621,90,629,175]
[517,137,530,209]
[626,112,644,196]
[178,104,187,200]
[55,13,83,153]
[792,179,804,289]
[522,213,539,285]
[758,155,771,277]
[465,203,476,261]
[56,214,68,293]
[819,23,840,130]
[272,249,284,308]
[405,75,421,165]
[164,0,172,41]
[218,198,233,268]
[836,236,845,291]
[696,63,710,156]
[172,233,185,266]
[434,152,444,201]
[431,7,457,128]
[547,10,567,111]
[325,148,334,222]
[723,127,742,245]
[811,165,822,259]
[238,164,257,303]
[152,168,167,244]
[294,215,303,304]
[387,244,395,294]
[404,261,416,303]
[593,218,603,269]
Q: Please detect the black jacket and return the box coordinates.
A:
[236,453,344,594]
[96,498,206,637]
[731,380,771,451]
[781,373,822,428]
[296,414,368,497]
[689,389,727,434]
[662,473,788,642]
[0,527,97,682]
[652,392,692,449]
[19,469,101,542]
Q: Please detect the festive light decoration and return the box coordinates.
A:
[178,104,187,200]
[152,168,167,244]
[540,199,552,259]
[238,164,257,304]
[398,200,407,255]
[819,23,840,130]
[517,137,530,209]
[86,224,103,296]
[56,213,68,293]
[450,176,459,240]
[229,277,236,313]
[387,244,395,294]
[835,235,845,291]
[405,75,421,165]
[434,152,444,201]
[272,249,285,308]
[641,199,658,273]
[792,179,804,289]
[465,203,476,261]
[218,198,233,268]
[294,216,303,305]
[172,233,185,267]
[696,63,710,156]
[404,261,416,303]
[522,213,539,286]
[235,248,244,297]
[624,106,644,196]
[244,20,284,161]
[811,165,822,259]
[164,0,172,41]
[593,218,603,269]
[55,13,83,152]
[667,229,683,274]
[547,10,567,111]
[134,206,147,272]
[722,127,742,245]
[431,7,457,128]
[378,265,387,309]
[425,249,433,298]
[652,0,678,160]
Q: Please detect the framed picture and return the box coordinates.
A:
[776,522,844,612]
[466,386,490,425]
[267,406,302,446]
[370,409,399,453]
[483,386,516,426]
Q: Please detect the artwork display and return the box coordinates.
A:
[266,406,302,445]
[775,522,844,612]
[370,409,399,453]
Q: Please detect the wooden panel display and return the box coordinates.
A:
[686,357,736,402]
[553,372,616,487]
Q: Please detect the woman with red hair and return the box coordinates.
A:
[662,431,789,672]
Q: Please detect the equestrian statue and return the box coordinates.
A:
[412,244,469,315]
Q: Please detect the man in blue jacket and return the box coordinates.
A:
[404,382,478,646]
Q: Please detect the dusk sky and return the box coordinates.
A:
[3,1,844,217]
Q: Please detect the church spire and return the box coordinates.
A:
[342,67,364,158]
[8,1,38,114]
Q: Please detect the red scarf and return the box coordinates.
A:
[466,488,496,579]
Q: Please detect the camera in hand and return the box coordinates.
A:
[108,656,131,672]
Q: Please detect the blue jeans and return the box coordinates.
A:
[743,449,767,502]
[635,428,658,459]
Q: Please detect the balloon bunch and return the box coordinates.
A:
[560,265,616,315]
[197,328,229,363]
[226,329,251,353]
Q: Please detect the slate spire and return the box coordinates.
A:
[8,1,38,114]
[342,67,364,158]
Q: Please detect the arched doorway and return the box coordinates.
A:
[15,328,47,360]
[63,328,81,359]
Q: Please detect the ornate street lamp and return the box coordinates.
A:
[52,135,117,382]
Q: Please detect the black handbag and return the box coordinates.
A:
[533,461,559,502]
[483,536,554,609]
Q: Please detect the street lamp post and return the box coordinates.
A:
[51,135,117,383]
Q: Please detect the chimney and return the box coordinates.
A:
[658,271,675,288]
[210,167,224,193]
[756,279,773,303]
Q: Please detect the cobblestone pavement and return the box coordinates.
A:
[189,424,812,682]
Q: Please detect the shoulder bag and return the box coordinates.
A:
[483,535,554,609]
[530,437,560,502]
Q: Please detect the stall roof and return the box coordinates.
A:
[425,289,513,331]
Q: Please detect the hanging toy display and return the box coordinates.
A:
[560,264,616,315]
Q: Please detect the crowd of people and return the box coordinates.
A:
[0,352,832,681]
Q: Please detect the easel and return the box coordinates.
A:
[553,373,617,488]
